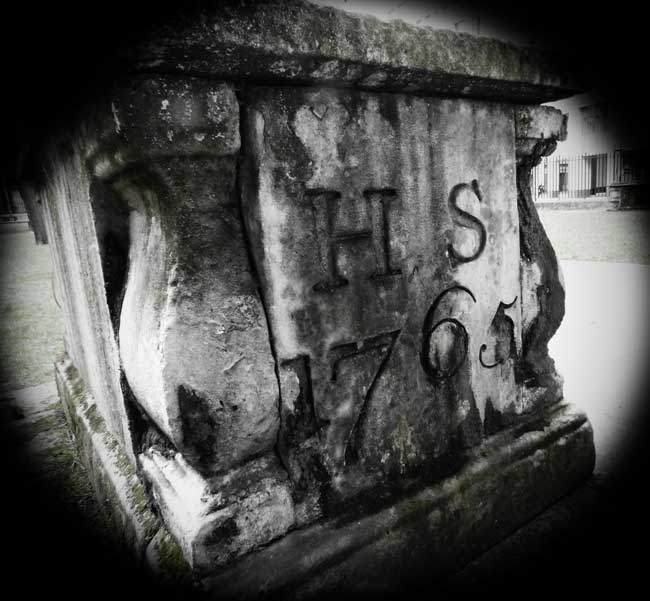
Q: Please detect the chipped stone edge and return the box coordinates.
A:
[139,449,297,573]
[202,401,595,596]
[54,353,195,588]
[124,0,583,103]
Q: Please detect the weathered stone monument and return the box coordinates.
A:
[33,1,594,596]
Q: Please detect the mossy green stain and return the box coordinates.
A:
[85,404,106,434]
[28,412,65,436]
[128,481,159,537]
[156,530,193,579]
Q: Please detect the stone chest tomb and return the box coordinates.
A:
[32,0,594,595]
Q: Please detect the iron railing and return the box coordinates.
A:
[531,152,609,200]
[532,149,648,202]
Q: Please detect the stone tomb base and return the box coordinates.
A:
[56,355,594,597]
[54,356,193,587]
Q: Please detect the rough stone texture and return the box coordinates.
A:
[41,138,135,460]
[123,0,581,103]
[515,106,568,410]
[42,75,279,476]
[54,355,160,557]
[145,528,198,593]
[141,450,295,571]
[202,402,594,598]
[54,355,200,591]
[96,77,279,475]
[241,86,524,520]
[38,73,284,575]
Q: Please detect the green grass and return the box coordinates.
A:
[0,230,64,389]
[539,208,650,265]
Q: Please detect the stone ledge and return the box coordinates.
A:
[515,105,568,141]
[121,0,582,103]
[140,450,295,573]
[55,354,199,592]
[202,401,594,597]
[54,355,161,558]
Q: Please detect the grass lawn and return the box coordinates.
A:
[0,230,64,389]
[539,208,650,265]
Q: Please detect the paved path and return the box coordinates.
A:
[551,260,650,475]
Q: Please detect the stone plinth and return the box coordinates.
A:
[31,0,593,596]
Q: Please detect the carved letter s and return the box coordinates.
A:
[447,179,487,265]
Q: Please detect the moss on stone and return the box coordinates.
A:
[56,357,161,553]
[129,482,159,538]
[62,360,88,410]
[114,444,136,477]
[156,529,193,579]
[96,420,159,537]
[105,435,119,452]
[28,412,65,436]
[84,403,106,434]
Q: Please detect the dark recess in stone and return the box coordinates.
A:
[202,517,239,547]
[89,179,131,333]
[483,398,506,437]
[178,384,218,471]
[122,373,176,458]
[101,231,129,326]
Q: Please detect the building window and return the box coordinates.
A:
[580,103,608,136]
[559,162,568,193]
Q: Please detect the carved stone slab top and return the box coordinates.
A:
[515,105,568,161]
[88,76,240,179]
[121,0,582,103]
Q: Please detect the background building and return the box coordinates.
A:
[538,94,648,204]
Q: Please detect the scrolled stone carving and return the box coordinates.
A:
[515,105,568,411]
[88,76,281,476]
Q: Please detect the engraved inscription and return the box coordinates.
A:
[421,286,476,381]
[244,88,522,493]
[308,189,349,292]
[448,179,487,265]
[306,188,401,292]
[329,330,400,383]
[421,288,520,378]
[479,297,518,369]
[327,330,400,466]
[365,189,402,281]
